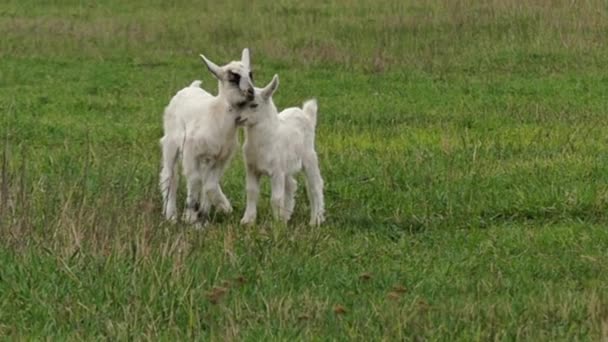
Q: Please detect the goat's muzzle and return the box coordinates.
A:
[235,116,248,126]
[246,88,254,101]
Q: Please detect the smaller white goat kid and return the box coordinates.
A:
[160,49,254,224]
[239,75,325,226]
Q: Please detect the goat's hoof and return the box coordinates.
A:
[182,210,199,225]
[163,208,177,222]
[309,214,325,226]
[193,221,207,231]
[240,216,255,226]
[218,203,233,214]
[163,213,178,223]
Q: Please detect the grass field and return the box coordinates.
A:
[2,0,608,339]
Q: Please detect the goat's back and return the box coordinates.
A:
[278,107,315,133]
[163,84,215,133]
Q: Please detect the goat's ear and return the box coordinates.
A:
[261,74,279,100]
[200,54,223,80]
[241,48,251,69]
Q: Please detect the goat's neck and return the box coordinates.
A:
[247,104,280,144]
[216,81,225,98]
[211,90,240,117]
[215,85,229,105]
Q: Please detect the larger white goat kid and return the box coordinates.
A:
[160,49,254,224]
[239,75,325,226]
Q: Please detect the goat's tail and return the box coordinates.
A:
[303,98,318,127]
[189,80,202,88]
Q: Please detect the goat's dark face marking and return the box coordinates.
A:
[228,71,241,85]
[220,63,255,104]
[199,48,255,107]
[237,74,280,127]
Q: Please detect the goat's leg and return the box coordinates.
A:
[283,175,297,222]
[213,184,232,214]
[270,172,286,222]
[159,138,179,221]
[303,153,325,226]
[240,168,261,225]
[209,157,233,214]
[198,190,211,219]
[193,159,215,223]
[181,147,203,224]
[201,163,232,215]
[201,161,232,214]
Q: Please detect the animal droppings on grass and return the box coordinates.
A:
[417,299,430,312]
[297,314,311,321]
[206,287,229,305]
[333,305,347,315]
[359,272,372,281]
[234,275,247,286]
[387,292,401,300]
[392,285,407,293]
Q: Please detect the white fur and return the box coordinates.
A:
[160,49,255,224]
[239,75,325,226]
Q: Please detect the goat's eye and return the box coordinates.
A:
[249,103,258,109]
[228,72,241,84]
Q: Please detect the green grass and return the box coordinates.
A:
[2,0,608,339]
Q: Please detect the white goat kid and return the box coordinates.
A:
[160,49,254,224]
[239,75,325,226]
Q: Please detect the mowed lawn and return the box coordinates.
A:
[2,0,608,339]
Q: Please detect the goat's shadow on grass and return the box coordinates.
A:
[205,210,235,226]
[194,207,244,228]
[336,215,429,241]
